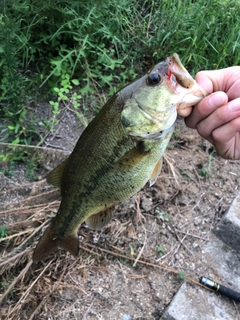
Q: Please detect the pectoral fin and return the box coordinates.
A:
[85,207,113,230]
[116,141,149,170]
[149,158,163,186]
[46,158,69,189]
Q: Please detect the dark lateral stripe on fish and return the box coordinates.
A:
[56,135,135,236]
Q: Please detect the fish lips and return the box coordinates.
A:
[168,53,195,89]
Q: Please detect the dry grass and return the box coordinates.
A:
[0,176,208,320]
[1,139,240,319]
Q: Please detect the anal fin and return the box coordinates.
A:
[85,207,113,230]
[149,158,163,187]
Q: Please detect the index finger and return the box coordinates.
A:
[177,70,213,118]
[185,91,228,129]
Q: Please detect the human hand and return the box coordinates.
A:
[182,67,240,159]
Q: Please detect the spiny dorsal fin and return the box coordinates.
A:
[85,207,113,230]
[149,158,162,187]
[46,158,69,189]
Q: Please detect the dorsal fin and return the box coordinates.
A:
[85,207,113,230]
[149,158,162,186]
[46,158,69,189]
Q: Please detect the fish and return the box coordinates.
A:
[33,53,207,262]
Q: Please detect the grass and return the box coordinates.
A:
[0,178,203,317]
[0,0,240,177]
[1,131,240,318]
[0,226,8,238]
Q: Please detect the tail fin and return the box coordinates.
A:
[32,226,79,262]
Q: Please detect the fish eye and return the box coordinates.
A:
[148,72,162,86]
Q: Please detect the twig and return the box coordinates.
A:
[118,260,128,285]
[82,243,207,289]
[0,260,32,305]
[12,189,59,205]
[82,300,96,320]
[156,244,178,262]
[1,174,21,186]
[0,229,35,243]
[172,234,188,258]
[175,229,208,241]
[59,282,87,294]
[0,219,50,270]
[29,259,67,320]
[43,143,66,150]
[79,244,101,257]
[7,259,53,316]
[133,196,147,267]
[0,179,48,193]
[164,154,179,185]
[0,248,31,270]
[134,194,146,223]
[0,202,54,215]
[0,142,70,153]
[172,227,195,258]
[189,199,201,213]
[28,294,51,320]
[17,219,50,251]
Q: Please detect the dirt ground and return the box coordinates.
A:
[0,101,240,320]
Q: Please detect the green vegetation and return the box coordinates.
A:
[0,225,8,238]
[177,271,186,281]
[129,244,135,256]
[1,279,15,302]
[157,211,170,222]
[156,246,165,256]
[0,0,240,147]
[200,167,210,178]
[180,169,192,181]
[0,144,41,180]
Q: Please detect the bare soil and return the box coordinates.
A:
[0,103,240,320]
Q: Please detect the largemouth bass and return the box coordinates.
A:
[33,53,207,262]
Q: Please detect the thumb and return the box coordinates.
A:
[177,71,212,118]
[195,71,214,93]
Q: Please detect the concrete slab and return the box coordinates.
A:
[160,282,238,320]
[160,192,240,320]
[213,193,240,251]
[204,234,240,289]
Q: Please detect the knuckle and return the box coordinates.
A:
[211,130,221,142]
[196,121,209,139]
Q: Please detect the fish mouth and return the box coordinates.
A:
[167,53,208,109]
[167,53,195,90]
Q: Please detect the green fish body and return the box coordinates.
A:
[33,53,207,261]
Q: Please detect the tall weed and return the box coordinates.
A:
[0,0,240,144]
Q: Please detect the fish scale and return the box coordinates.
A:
[33,53,207,262]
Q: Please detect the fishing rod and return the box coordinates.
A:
[200,276,240,302]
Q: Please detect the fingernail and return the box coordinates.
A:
[208,92,227,109]
[228,99,240,111]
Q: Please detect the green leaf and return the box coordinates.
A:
[12,138,20,144]
[71,79,80,85]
